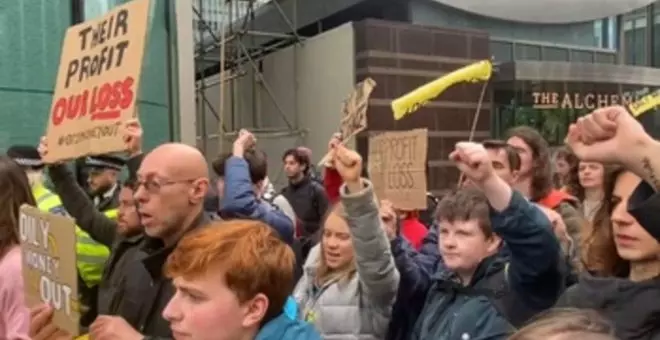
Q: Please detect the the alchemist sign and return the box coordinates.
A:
[20,205,79,335]
[43,0,150,163]
[532,92,634,110]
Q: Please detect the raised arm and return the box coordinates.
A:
[566,106,660,241]
[332,143,399,311]
[341,180,399,306]
[47,164,117,247]
[451,142,562,309]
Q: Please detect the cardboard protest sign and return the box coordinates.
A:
[318,78,376,166]
[368,129,428,210]
[43,0,150,163]
[340,78,376,139]
[20,205,79,336]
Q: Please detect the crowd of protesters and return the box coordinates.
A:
[0,104,659,339]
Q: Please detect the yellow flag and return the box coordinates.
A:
[628,90,660,117]
[391,60,493,120]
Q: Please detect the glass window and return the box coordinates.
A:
[543,47,569,61]
[571,50,594,62]
[515,44,542,60]
[653,8,660,66]
[491,40,514,62]
[594,52,616,64]
[594,19,604,47]
[623,9,648,65]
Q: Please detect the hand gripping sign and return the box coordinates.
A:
[43,0,150,163]
[19,205,80,336]
[391,60,493,120]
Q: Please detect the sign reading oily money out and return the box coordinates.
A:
[20,205,79,336]
[43,0,150,163]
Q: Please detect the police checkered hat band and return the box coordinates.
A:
[13,158,44,167]
[85,156,125,171]
[6,145,44,169]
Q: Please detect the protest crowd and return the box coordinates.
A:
[0,105,659,340]
[3,1,660,340]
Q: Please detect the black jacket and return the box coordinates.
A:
[281,176,329,238]
[557,273,660,339]
[48,155,145,327]
[112,211,213,338]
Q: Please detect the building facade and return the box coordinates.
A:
[3,0,660,192]
[0,0,180,152]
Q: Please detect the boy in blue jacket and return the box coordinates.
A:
[213,129,294,244]
[401,142,562,339]
[162,219,319,340]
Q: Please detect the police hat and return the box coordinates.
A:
[85,154,126,171]
[6,145,44,169]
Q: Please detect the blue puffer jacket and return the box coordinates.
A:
[220,156,294,244]
[256,312,321,340]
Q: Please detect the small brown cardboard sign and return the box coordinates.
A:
[368,129,428,210]
[339,78,376,139]
[43,0,150,163]
[19,205,80,336]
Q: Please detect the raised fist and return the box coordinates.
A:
[122,119,143,156]
[333,144,362,184]
[565,105,650,165]
[449,142,493,184]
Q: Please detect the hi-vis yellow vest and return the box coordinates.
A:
[32,183,111,288]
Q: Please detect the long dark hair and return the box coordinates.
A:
[506,126,553,202]
[581,165,629,277]
[0,156,37,258]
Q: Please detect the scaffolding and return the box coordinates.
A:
[192,0,305,161]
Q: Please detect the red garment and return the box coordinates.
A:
[538,189,577,209]
[323,167,342,205]
[400,216,428,250]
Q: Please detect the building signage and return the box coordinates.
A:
[532,92,634,110]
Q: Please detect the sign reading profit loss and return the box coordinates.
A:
[20,205,80,336]
[368,129,428,210]
[43,0,150,163]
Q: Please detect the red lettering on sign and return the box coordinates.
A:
[51,76,135,126]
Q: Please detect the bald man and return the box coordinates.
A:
[85,143,214,339]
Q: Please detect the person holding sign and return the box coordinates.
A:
[0,156,38,339]
[293,143,399,339]
[8,144,112,330]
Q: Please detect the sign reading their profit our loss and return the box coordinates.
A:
[43,0,150,163]
[20,205,80,336]
[368,129,428,210]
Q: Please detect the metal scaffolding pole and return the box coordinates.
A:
[192,0,306,157]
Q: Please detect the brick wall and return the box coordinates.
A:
[352,19,492,196]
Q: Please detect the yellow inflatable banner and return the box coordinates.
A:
[391,60,493,120]
[628,90,660,117]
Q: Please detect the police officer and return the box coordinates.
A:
[7,145,111,328]
[83,154,125,219]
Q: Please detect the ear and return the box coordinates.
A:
[510,169,520,183]
[486,234,502,254]
[241,293,269,328]
[189,178,209,204]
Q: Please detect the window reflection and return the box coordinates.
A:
[623,8,648,65]
[653,6,660,66]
